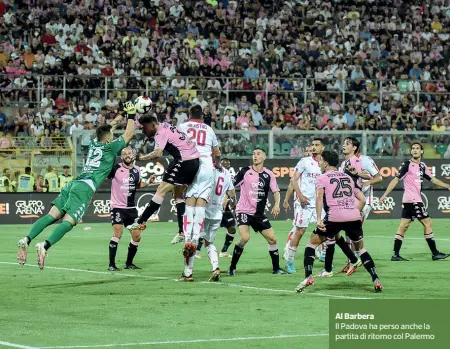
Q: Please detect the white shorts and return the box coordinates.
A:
[200,218,222,243]
[185,158,214,201]
[293,205,324,228]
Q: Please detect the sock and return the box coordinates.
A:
[183,205,195,240]
[196,238,204,252]
[285,228,295,251]
[192,206,206,243]
[126,240,139,265]
[393,234,403,256]
[304,244,316,278]
[221,227,236,252]
[109,236,120,266]
[46,221,73,248]
[206,244,219,270]
[176,200,185,234]
[184,255,195,276]
[335,235,358,264]
[26,214,57,244]
[286,243,298,264]
[230,244,244,270]
[424,233,438,255]
[359,249,379,281]
[268,244,280,271]
[138,195,164,224]
[324,240,335,273]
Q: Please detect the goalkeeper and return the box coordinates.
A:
[17,102,137,269]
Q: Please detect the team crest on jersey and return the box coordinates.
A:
[263,173,268,178]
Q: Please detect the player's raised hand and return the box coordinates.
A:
[272,205,280,218]
[123,101,137,115]
[283,200,290,212]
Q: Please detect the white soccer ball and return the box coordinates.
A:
[134,96,153,114]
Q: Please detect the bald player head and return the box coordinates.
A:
[121,147,135,167]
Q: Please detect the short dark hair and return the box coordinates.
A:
[139,115,158,125]
[322,150,339,167]
[312,137,324,145]
[190,105,203,119]
[411,142,423,151]
[25,166,31,174]
[63,165,69,169]
[3,168,9,174]
[345,137,360,154]
[254,147,267,154]
[96,125,112,141]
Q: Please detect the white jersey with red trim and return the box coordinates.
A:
[178,120,219,160]
[339,154,379,203]
[293,155,322,207]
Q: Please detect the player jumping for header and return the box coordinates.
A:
[17,103,137,268]
[379,142,450,261]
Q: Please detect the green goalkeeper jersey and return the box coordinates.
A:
[76,136,126,190]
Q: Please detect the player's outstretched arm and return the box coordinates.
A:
[283,182,294,211]
[379,177,400,203]
[430,177,450,190]
[139,148,163,161]
[122,102,137,144]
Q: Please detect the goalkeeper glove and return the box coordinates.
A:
[123,101,137,120]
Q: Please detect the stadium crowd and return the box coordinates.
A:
[0,0,450,154]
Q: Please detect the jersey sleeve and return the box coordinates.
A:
[225,173,235,192]
[295,158,306,175]
[316,175,326,190]
[154,128,168,150]
[108,164,120,180]
[396,161,410,180]
[110,136,126,155]
[363,157,379,176]
[233,167,248,187]
[423,163,433,181]
[268,170,279,193]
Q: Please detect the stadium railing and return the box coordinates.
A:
[0,136,75,176]
[1,74,449,107]
[72,129,449,174]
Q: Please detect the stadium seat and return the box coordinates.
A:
[281,143,291,155]
[273,143,281,155]
[436,144,447,157]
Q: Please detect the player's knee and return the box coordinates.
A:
[131,230,141,242]
[228,227,236,235]
[113,226,123,239]
[239,234,250,245]
[295,227,306,236]
[267,236,277,245]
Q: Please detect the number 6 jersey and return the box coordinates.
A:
[316,170,362,222]
[206,168,234,221]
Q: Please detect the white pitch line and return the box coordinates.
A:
[0,341,38,349]
[0,261,372,300]
[39,334,328,349]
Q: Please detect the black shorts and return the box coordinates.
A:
[110,208,138,226]
[221,210,236,228]
[163,158,200,186]
[315,220,363,242]
[402,202,429,221]
[236,213,271,233]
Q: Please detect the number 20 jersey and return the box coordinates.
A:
[178,120,219,161]
[206,168,234,220]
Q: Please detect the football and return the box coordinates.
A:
[134,96,153,114]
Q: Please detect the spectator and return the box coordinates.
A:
[374,135,394,156]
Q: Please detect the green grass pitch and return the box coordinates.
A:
[1,219,450,349]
